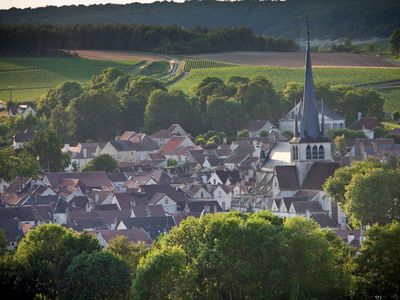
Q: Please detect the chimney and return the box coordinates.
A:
[145,206,151,217]
[357,112,362,120]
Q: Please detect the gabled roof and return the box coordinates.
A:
[0,205,52,222]
[186,201,222,213]
[118,216,175,239]
[281,101,344,122]
[0,219,24,242]
[110,137,159,152]
[291,201,323,214]
[275,166,299,191]
[97,228,152,246]
[349,117,382,131]
[6,176,32,193]
[311,213,340,228]
[241,120,273,132]
[159,136,193,155]
[14,128,36,143]
[301,162,340,190]
[214,170,240,185]
[132,205,166,218]
[44,171,113,189]
[140,184,188,204]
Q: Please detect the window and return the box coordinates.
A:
[312,145,318,159]
[200,192,204,199]
[319,145,325,159]
[165,198,169,204]
[222,202,226,210]
[292,146,296,161]
[306,145,311,160]
[217,191,222,198]
[213,179,216,185]
[295,146,299,160]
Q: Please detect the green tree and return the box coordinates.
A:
[14,224,101,298]
[167,158,178,168]
[69,90,121,141]
[205,97,245,137]
[0,147,41,181]
[345,168,400,226]
[61,251,131,300]
[236,76,281,122]
[237,129,250,140]
[259,129,268,137]
[354,221,400,298]
[49,105,74,142]
[334,135,347,157]
[28,129,67,172]
[106,236,148,273]
[82,154,117,172]
[389,28,400,55]
[0,229,8,255]
[143,90,194,133]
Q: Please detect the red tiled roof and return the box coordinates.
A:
[349,117,382,131]
[159,136,187,155]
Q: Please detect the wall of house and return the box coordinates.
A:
[157,195,177,214]
[212,187,231,210]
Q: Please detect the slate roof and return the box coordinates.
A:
[275,166,299,191]
[311,213,340,228]
[0,219,24,242]
[110,137,159,152]
[0,205,52,222]
[349,117,382,131]
[119,216,175,239]
[14,128,36,143]
[301,162,340,190]
[97,228,152,245]
[140,184,188,204]
[132,205,166,218]
[6,176,32,193]
[186,201,222,213]
[214,170,240,185]
[281,101,344,122]
[106,172,128,182]
[44,171,113,189]
[291,201,324,214]
[241,120,273,132]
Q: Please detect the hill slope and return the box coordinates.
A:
[0,0,399,39]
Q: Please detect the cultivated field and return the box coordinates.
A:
[73,50,162,63]
[189,52,400,68]
[0,56,136,102]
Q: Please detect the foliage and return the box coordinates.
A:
[237,129,250,140]
[49,106,74,142]
[14,224,101,298]
[167,158,178,168]
[82,154,117,172]
[106,236,148,273]
[69,90,122,141]
[334,135,347,157]
[259,129,268,137]
[133,212,352,299]
[389,28,400,55]
[60,251,131,300]
[0,229,8,255]
[329,128,367,139]
[195,130,226,146]
[0,147,41,181]
[28,129,68,172]
[0,24,299,56]
[324,160,400,226]
[354,221,400,299]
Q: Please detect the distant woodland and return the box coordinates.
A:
[0,25,299,55]
[0,0,399,39]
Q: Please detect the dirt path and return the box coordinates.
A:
[73,50,165,62]
[189,52,400,68]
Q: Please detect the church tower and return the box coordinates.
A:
[290,19,332,163]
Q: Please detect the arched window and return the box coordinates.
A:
[319,145,325,159]
[292,146,296,161]
[312,145,318,159]
[295,146,299,160]
[306,145,311,160]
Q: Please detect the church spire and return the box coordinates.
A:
[299,16,321,141]
[294,99,299,137]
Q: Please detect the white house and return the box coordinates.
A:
[8,104,37,118]
[151,124,188,146]
[211,185,233,211]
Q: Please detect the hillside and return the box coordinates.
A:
[0,0,399,39]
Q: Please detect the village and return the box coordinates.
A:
[2,39,398,251]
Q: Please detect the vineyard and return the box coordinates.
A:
[171,65,400,93]
[182,58,236,72]
[0,56,137,102]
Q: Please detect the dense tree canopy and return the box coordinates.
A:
[0,147,41,181]
[82,154,117,172]
[133,212,353,299]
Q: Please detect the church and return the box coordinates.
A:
[233,28,348,229]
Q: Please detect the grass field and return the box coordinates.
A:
[0,56,138,102]
[182,58,236,72]
[171,66,400,93]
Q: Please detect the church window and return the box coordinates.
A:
[306,145,311,160]
[295,146,299,160]
[312,145,318,159]
[292,146,296,161]
[319,145,325,159]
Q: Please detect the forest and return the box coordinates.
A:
[0,24,299,55]
[0,0,399,39]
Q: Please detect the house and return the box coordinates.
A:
[13,128,36,149]
[240,120,274,137]
[348,116,382,139]
[8,104,37,118]
[347,138,400,162]
[101,136,159,163]
[150,124,188,146]
[211,185,233,210]
[224,141,256,170]
[95,228,153,247]
[43,171,113,191]
[0,219,24,250]
[131,204,166,218]
[279,101,345,135]
[208,170,240,185]
[64,143,101,171]
[106,173,128,191]
[158,136,198,163]
[0,205,53,227]
[182,184,213,201]
[116,216,176,239]
[184,200,222,215]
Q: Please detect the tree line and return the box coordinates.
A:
[0,0,399,39]
[0,24,299,55]
[1,212,399,299]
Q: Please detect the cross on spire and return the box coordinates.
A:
[306,16,311,49]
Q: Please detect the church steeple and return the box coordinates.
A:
[293,99,299,137]
[299,17,322,141]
